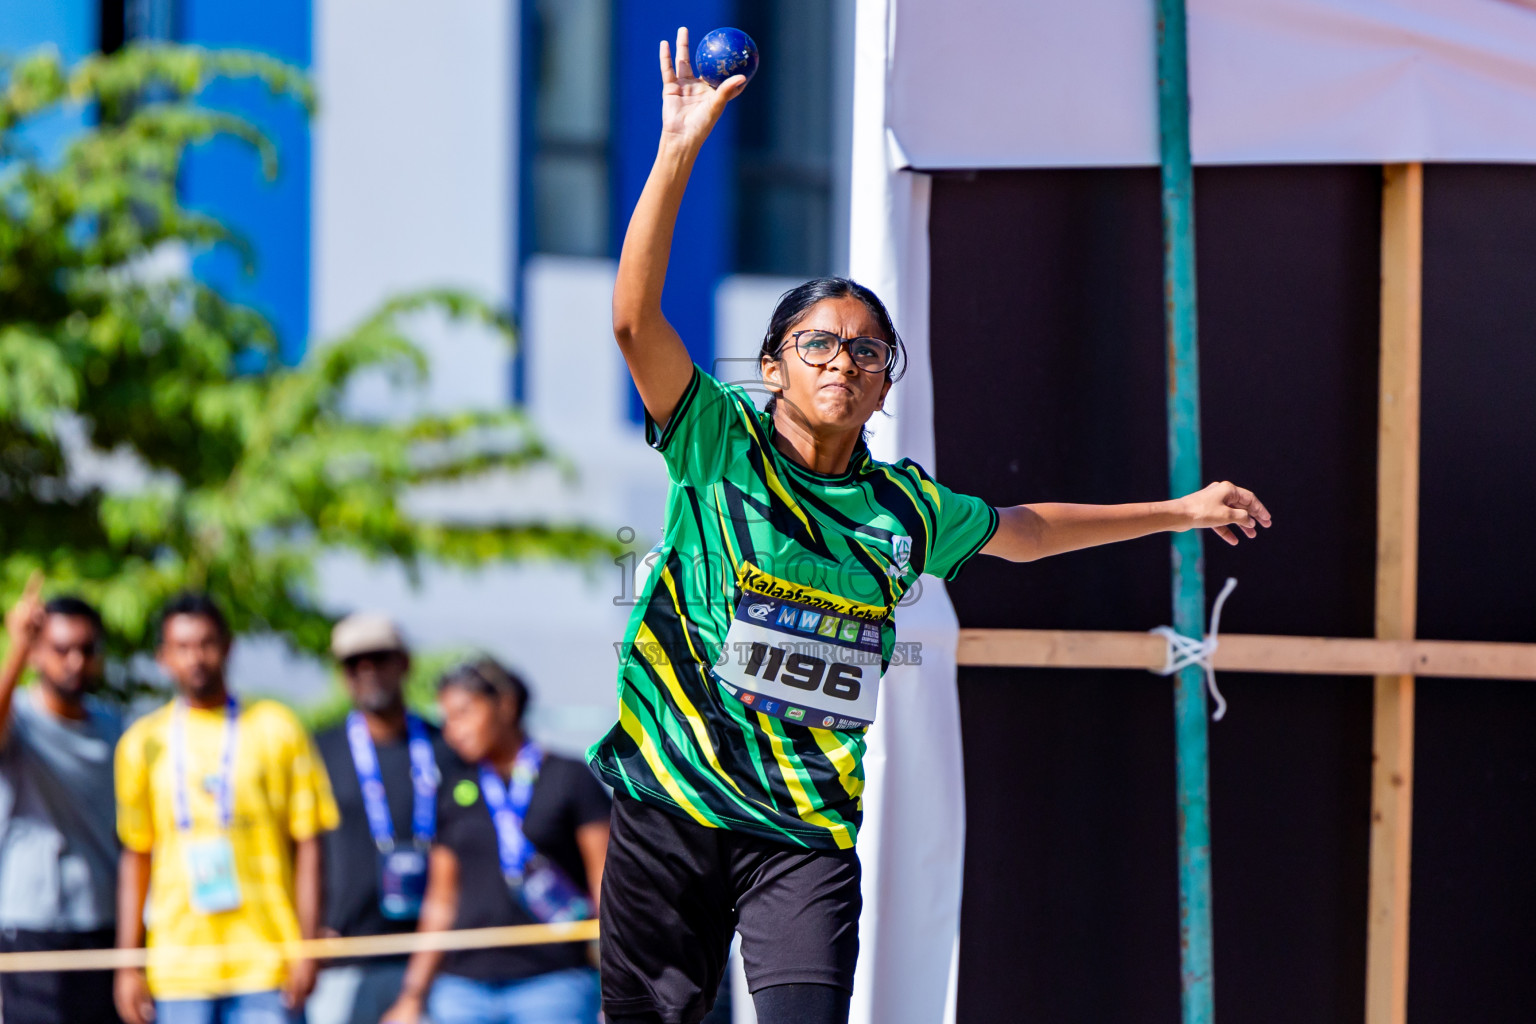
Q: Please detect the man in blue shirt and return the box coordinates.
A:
[0,575,123,1024]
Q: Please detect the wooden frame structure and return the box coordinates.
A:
[954,164,1530,1024]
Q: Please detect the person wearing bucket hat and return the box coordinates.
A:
[309,614,454,1024]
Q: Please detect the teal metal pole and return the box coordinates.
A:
[1155,1,1215,1022]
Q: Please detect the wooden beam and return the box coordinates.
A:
[958,628,1162,671]
[956,629,1536,680]
[1367,161,1423,1024]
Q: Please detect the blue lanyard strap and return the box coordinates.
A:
[172,696,239,833]
[478,743,543,881]
[404,715,439,841]
[346,711,439,848]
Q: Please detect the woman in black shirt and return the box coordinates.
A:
[382,659,610,1024]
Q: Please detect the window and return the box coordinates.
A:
[732,0,834,277]
[125,0,175,42]
[529,0,612,258]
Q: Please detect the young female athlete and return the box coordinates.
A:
[587,28,1272,1024]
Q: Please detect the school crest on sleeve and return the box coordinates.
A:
[888,535,913,579]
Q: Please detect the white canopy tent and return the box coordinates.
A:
[845,2,1536,1022]
[886,0,1536,171]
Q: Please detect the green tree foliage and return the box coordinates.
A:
[0,45,614,689]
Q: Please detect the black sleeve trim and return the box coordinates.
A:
[644,365,703,452]
[943,504,1001,582]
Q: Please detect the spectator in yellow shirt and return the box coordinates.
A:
[113,593,340,1024]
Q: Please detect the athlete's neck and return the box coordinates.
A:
[362,704,408,743]
[36,681,89,722]
[769,410,862,476]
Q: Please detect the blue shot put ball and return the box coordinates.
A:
[694,27,758,88]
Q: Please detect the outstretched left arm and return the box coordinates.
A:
[980,480,1272,563]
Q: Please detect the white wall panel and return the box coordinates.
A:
[524,255,627,443]
[312,0,513,411]
[887,0,1536,168]
[848,3,966,1023]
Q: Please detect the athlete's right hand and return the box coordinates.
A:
[114,967,156,1024]
[380,992,425,1024]
[4,571,44,659]
[660,26,747,151]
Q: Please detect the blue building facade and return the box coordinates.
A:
[178,0,312,365]
[0,0,97,158]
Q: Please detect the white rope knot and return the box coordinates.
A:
[1150,577,1239,721]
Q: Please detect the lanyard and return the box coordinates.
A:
[345,711,439,848]
[172,696,240,833]
[478,743,543,881]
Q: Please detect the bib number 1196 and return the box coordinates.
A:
[742,642,862,701]
[714,580,885,730]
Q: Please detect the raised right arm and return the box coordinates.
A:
[0,573,45,745]
[613,28,746,426]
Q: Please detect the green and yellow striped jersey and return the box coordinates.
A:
[587,368,998,850]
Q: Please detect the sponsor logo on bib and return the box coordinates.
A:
[720,561,889,730]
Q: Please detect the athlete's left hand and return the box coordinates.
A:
[1175,481,1272,546]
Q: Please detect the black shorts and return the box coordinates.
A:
[599,794,861,1024]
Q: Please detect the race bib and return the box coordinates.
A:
[378,845,429,921]
[186,836,242,914]
[715,565,887,730]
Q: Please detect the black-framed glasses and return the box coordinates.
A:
[784,330,895,374]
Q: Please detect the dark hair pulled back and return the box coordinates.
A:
[437,656,531,725]
[758,277,907,419]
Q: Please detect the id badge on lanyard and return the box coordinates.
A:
[173,697,243,914]
[378,846,428,920]
[480,745,592,924]
[713,564,888,731]
[346,712,438,920]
